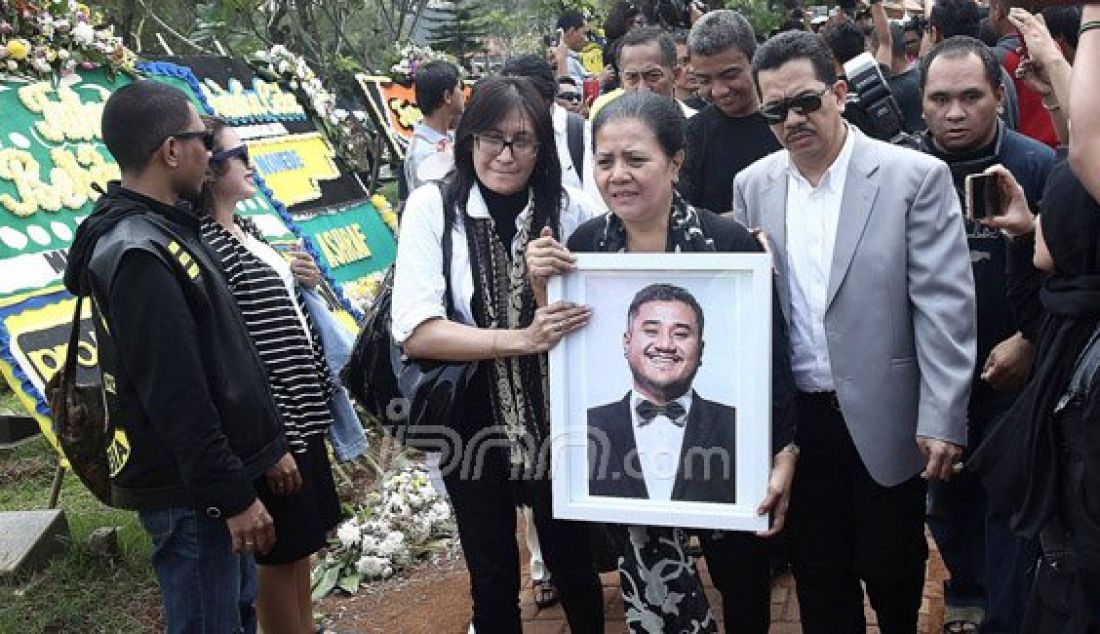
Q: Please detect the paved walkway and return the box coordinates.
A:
[519,532,947,633]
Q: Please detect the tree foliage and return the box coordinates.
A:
[92,0,623,82]
[425,0,489,66]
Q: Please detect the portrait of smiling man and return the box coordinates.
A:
[587,282,737,504]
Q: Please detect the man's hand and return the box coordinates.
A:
[982,332,1035,392]
[755,449,796,537]
[265,451,303,496]
[916,437,963,481]
[226,498,276,555]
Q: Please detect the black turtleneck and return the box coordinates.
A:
[478,181,528,251]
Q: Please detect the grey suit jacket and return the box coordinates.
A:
[733,128,976,487]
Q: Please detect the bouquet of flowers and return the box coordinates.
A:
[311,465,456,599]
[387,42,462,85]
[251,44,375,172]
[0,0,138,78]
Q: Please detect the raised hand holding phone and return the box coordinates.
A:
[974,165,1035,237]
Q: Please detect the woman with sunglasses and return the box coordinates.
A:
[197,117,340,634]
[391,76,604,632]
[526,91,798,633]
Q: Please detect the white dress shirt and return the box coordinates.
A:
[552,104,606,212]
[784,126,855,392]
[630,390,693,501]
[392,182,598,344]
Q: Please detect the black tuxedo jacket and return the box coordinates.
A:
[587,391,737,503]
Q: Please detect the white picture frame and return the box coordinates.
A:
[547,253,773,532]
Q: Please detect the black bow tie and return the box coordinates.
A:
[635,399,687,425]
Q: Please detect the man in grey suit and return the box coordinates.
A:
[733,31,977,633]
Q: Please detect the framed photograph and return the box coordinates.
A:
[548,253,773,532]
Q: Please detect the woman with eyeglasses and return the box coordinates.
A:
[391,76,605,633]
[526,91,798,633]
[197,116,341,634]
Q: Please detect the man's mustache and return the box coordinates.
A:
[785,125,814,142]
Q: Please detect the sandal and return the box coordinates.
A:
[942,605,984,633]
[532,577,560,609]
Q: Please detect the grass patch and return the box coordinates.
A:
[375,178,398,208]
[0,435,159,632]
[0,385,21,413]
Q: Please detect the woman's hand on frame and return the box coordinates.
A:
[524,301,591,353]
[526,226,577,306]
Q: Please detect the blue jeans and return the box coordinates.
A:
[139,508,257,634]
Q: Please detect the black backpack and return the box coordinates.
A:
[566,112,585,184]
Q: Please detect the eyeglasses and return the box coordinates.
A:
[557,91,582,103]
[168,129,215,151]
[621,67,667,86]
[474,134,539,158]
[212,144,250,166]
[760,86,833,124]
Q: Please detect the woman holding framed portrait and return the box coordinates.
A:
[527,91,799,633]
[391,76,605,633]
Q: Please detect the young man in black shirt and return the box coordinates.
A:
[680,10,780,215]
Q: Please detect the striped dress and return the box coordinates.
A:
[201,219,333,454]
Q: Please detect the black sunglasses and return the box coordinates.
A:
[557,91,582,103]
[167,129,215,151]
[760,86,832,125]
[211,144,250,166]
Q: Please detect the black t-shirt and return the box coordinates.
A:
[679,106,781,215]
[682,93,709,111]
[887,66,925,134]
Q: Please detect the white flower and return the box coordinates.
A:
[427,500,452,524]
[359,534,382,554]
[71,21,94,45]
[356,555,393,579]
[382,530,406,550]
[405,515,432,543]
[336,520,361,548]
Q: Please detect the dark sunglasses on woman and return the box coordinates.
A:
[557,91,582,104]
[760,86,832,125]
[211,144,250,166]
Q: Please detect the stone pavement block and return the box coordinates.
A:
[528,603,565,621]
[521,620,566,634]
[603,621,629,634]
[769,623,804,634]
[0,510,68,578]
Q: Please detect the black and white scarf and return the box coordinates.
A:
[595,191,715,253]
[464,197,551,476]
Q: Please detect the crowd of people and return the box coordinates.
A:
[61,0,1100,632]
